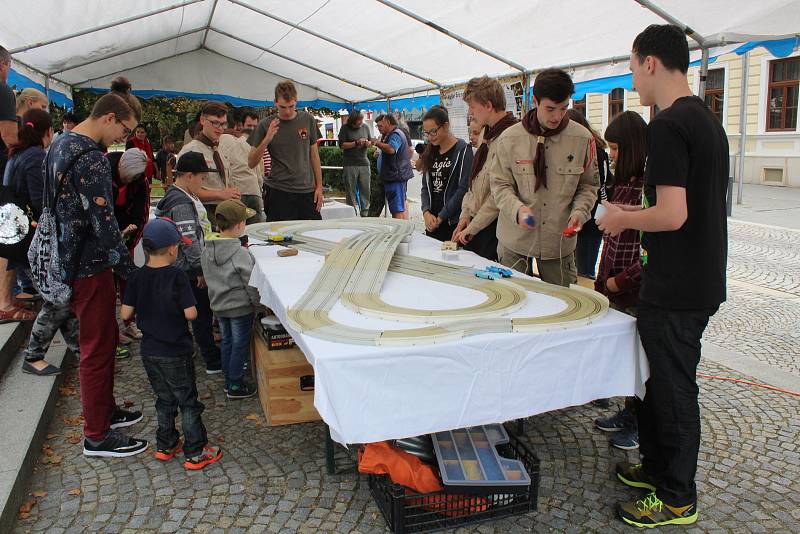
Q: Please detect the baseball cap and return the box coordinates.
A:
[119,148,148,181]
[215,199,256,225]
[142,217,191,248]
[175,151,214,174]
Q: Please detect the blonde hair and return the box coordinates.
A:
[463,76,505,111]
[16,88,48,113]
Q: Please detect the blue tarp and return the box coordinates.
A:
[734,36,799,58]
[356,94,440,114]
[7,68,73,109]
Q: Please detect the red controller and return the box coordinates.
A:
[562,225,579,237]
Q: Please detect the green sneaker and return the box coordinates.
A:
[115,346,131,360]
[617,491,698,528]
[616,462,656,491]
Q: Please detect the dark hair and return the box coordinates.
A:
[214,213,241,232]
[373,114,385,123]
[566,109,607,149]
[162,135,174,144]
[381,114,398,126]
[346,110,363,128]
[604,111,648,184]
[463,75,505,111]
[134,124,147,133]
[241,111,259,123]
[420,106,450,173]
[632,24,689,74]
[9,108,51,157]
[141,238,173,256]
[0,45,10,65]
[201,100,228,118]
[533,68,574,104]
[274,80,298,102]
[91,93,137,122]
[110,76,132,94]
[62,112,79,124]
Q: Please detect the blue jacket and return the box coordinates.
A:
[46,132,136,281]
[420,139,473,226]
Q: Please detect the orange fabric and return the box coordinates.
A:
[358,441,443,493]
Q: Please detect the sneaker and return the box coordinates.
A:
[122,324,143,340]
[595,409,633,432]
[83,430,148,458]
[206,365,223,375]
[616,462,657,492]
[115,346,131,359]
[617,491,698,528]
[110,408,143,429]
[610,427,640,450]
[227,383,257,399]
[155,438,183,461]
[118,332,134,345]
[184,445,222,470]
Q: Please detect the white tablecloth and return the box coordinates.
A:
[321,200,356,220]
[250,229,648,445]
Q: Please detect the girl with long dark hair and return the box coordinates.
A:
[419,106,473,241]
[593,110,648,450]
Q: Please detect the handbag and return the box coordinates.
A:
[0,155,36,262]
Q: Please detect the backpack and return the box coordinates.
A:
[0,154,36,263]
[28,147,98,305]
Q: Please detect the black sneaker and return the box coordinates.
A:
[610,427,640,451]
[83,430,148,458]
[227,383,257,399]
[595,408,633,432]
[110,408,143,429]
[206,364,223,375]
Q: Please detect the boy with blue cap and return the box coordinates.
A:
[121,217,222,470]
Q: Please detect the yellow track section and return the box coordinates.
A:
[248,219,608,346]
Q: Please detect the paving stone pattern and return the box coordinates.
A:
[13,219,800,533]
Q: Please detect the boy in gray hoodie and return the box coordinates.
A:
[201,199,261,399]
[155,152,222,375]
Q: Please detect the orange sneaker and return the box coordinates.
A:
[183,445,222,470]
[154,438,183,461]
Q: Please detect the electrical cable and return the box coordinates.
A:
[697,373,800,398]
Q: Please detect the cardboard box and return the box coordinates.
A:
[252,333,321,426]
[259,317,296,350]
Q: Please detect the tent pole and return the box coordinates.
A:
[375,0,527,73]
[736,51,749,205]
[227,0,442,89]
[49,28,206,76]
[632,0,706,46]
[10,0,204,54]
[201,0,220,48]
[11,58,71,88]
[210,28,388,99]
[387,98,392,114]
[521,73,531,114]
[73,48,203,87]
[44,76,50,103]
[698,48,710,100]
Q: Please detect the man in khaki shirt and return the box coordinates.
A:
[489,69,599,287]
[218,111,265,224]
[452,76,519,261]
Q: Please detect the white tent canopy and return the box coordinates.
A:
[2,0,798,106]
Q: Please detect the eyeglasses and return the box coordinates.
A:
[206,118,227,129]
[116,119,135,137]
[423,127,440,137]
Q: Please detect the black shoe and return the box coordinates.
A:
[206,364,223,375]
[110,408,143,429]
[227,382,257,399]
[83,430,148,458]
[22,360,61,376]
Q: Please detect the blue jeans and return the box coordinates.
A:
[141,353,207,457]
[218,313,253,389]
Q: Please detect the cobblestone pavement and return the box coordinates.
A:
[704,220,800,377]
[13,218,800,534]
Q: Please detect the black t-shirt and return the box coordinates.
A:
[0,81,17,177]
[640,96,729,310]
[122,265,197,357]
[428,144,456,216]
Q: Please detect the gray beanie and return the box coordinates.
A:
[119,148,148,181]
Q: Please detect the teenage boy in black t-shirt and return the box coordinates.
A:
[121,218,222,471]
[597,24,729,528]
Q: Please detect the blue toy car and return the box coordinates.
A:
[474,269,500,280]
[486,265,513,278]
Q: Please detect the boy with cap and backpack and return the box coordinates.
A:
[155,152,222,375]
[201,199,261,399]
[121,217,222,470]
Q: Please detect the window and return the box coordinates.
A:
[767,57,799,131]
[704,68,725,123]
[572,96,586,117]
[608,88,624,122]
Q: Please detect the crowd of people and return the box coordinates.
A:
[0,22,728,527]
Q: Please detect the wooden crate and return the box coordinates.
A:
[252,333,321,426]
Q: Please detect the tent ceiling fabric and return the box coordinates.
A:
[1,0,798,105]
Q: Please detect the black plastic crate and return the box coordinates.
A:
[367,432,539,534]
